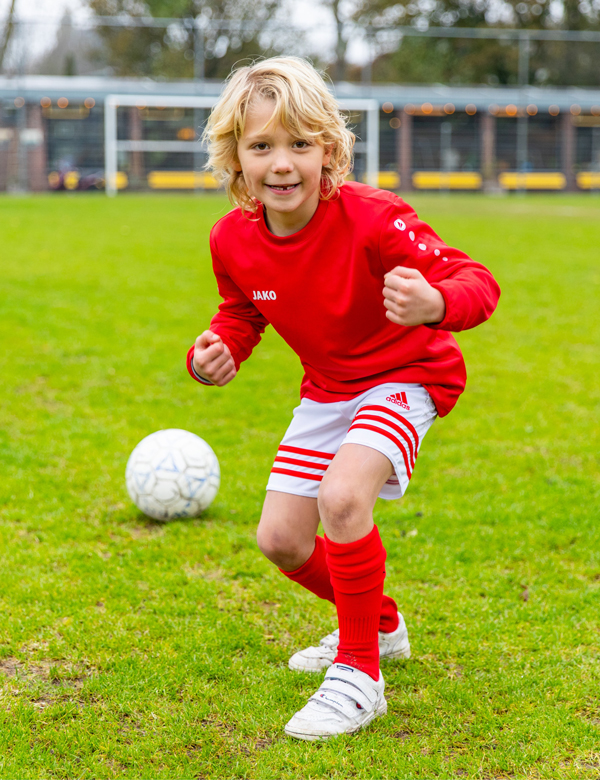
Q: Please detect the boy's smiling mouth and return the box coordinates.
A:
[265,183,300,193]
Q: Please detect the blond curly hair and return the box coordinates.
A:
[203,56,355,214]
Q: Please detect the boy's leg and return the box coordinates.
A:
[257,490,399,630]
[318,443,393,680]
[283,443,393,740]
[256,491,320,573]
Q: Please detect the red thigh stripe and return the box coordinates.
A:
[347,423,412,478]
[274,455,329,471]
[278,444,335,460]
[352,413,416,469]
[358,405,420,449]
[270,467,323,482]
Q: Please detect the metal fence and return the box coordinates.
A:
[2,15,600,193]
[1,75,600,194]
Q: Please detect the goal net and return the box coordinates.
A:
[104,94,379,196]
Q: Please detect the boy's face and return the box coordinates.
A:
[236,98,332,231]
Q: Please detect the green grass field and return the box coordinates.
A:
[1,193,599,779]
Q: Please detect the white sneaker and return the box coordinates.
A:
[284,663,387,740]
[288,612,411,672]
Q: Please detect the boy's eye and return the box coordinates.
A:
[293,141,310,149]
[253,143,269,151]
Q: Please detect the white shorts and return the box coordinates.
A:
[266,383,437,501]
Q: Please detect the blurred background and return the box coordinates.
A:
[0,0,599,194]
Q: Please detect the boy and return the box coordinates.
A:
[187,57,500,740]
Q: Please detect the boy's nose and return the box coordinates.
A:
[271,153,294,173]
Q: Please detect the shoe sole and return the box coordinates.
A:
[284,700,388,741]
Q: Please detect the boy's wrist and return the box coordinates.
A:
[190,357,214,385]
[426,287,446,324]
[424,284,450,329]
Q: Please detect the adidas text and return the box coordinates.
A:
[252,290,277,301]
[386,392,411,410]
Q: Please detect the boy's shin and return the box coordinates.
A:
[325,525,387,680]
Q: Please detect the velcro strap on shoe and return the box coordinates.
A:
[316,678,374,711]
[325,666,379,703]
[307,689,365,720]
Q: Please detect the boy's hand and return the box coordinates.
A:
[383,267,446,327]
[193,330,237,386]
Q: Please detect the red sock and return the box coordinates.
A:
[280,535,399,634]
[379,594,399,633]
[279,535,335,602]
[325,525,387,681]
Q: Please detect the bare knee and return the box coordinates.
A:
[257,491,320,570]
[256,523,311,571]
[317,479,370,538]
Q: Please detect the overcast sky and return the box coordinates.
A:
[0,0,91,62]
[0,0,87,18]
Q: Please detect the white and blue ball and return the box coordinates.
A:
[126,429,220,520]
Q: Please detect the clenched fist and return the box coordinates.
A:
[192,330,237,387]
[383,267,446,327]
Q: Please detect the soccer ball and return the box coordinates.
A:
[125,429,220,521]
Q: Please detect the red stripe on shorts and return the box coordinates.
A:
[347,423,412,478]
[278,445,335,460]
[352,412,416,470]
[270,467,324,482]
[274,455,329,471]
[358,405,420,449]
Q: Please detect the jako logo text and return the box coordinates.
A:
[252,291,277,300]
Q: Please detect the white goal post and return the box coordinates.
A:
[104,93,379,196]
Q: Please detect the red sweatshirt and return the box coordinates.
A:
[187,181,500,416]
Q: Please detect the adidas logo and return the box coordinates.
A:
[386,392,410,410]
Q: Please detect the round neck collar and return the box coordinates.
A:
[257,197,329,245]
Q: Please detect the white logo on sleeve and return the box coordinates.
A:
[252,290,277,301]
[393,218,406,231]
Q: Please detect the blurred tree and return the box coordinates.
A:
[0,0,17,73]
[86,0,297,79]
[31,11,107,77]
[320,0,350,80]
[355,0,600,85]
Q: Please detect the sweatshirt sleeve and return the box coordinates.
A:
[186,227,269,384]
[379,199,501,332]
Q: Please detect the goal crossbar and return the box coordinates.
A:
[104,93,379,196]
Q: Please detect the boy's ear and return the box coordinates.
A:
[322,144,334,167]
[232,159,243,172]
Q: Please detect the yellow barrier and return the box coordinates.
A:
[412,172,482,190]
[102,172,128,190]
[378,171,400,189]
[147,171,220,190]
[498,172,566,190]
[577,172,600,189]
[48,171,128,190]
[145,169,600,192]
